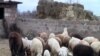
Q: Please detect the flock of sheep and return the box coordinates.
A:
[8,26,100,56]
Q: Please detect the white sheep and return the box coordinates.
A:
[69,37,81,49]
[30,37,43,56]
[22,37,32,56]
[69,37,90,50]
[62,27,69,37]
[83,36,99,44]
[91,41,100,53]
[22,37,32,49]
[56,27,71,46]
[58,46,68,56]
[58,27,70,38]
[80,40,89,46]
[43,49,51,56]
[47,37,60,56]
[49,33,62,46]
[48,38,60,54]
[56,27,69,37]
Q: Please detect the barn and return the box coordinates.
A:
[0,0,21,37]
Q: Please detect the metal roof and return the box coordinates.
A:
[0,1,22,4]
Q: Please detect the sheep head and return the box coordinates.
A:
[49,33,56,38]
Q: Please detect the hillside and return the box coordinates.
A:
[36,1,98,21]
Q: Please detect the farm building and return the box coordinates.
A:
[0,0,21,37]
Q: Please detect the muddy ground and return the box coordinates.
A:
[0,38,11,56]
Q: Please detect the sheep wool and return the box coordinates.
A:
[47,38,60,54]
[30,38,43,56]
[43,49,51,56]
[91,41,100,53]
[83,36,99,44]
[58,46,68,56]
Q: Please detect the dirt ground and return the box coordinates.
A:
[0,38,11,56]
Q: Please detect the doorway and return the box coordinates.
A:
[0,8,4,19]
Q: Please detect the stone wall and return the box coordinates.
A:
[0,20,6,38]
[16,18,100,39]
[4,4,17,27]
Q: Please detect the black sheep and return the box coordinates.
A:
[73,44,94,56]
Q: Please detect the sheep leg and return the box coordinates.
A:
[10,49,16,56]
[54,53,58,56]
[11,53,15,56]
[31,52,35,56]
[26,49,31,56]
[52,52,57,56]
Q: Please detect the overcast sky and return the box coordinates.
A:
[17,0,100,16]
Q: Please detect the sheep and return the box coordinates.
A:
[68,37,81,50]
[36,36,49,56]
[30,37,43,56]
[39,32,48,42]
[68,51,73,56]
[36,37,46,47]
[56,27,71,46]
[62,27,70,38]
[47,37,60,56]
[55,37,63,46]
[83,36,99,44]
[58,46,68,56]
[90,41,100,54]
[22,37,32,49]
[49,33,56,38]
[48,33,62,46]
[56,27,70,38]
[69,37,90,50]
[70,33,84,40]
[73,44,94,56]
[43,49,51,56]
[50,33,63,45]
[80,40,89,46]
[99,50,100,56]
[22,37,32,56]
[9,32,25,56]
[48,38,60,54]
